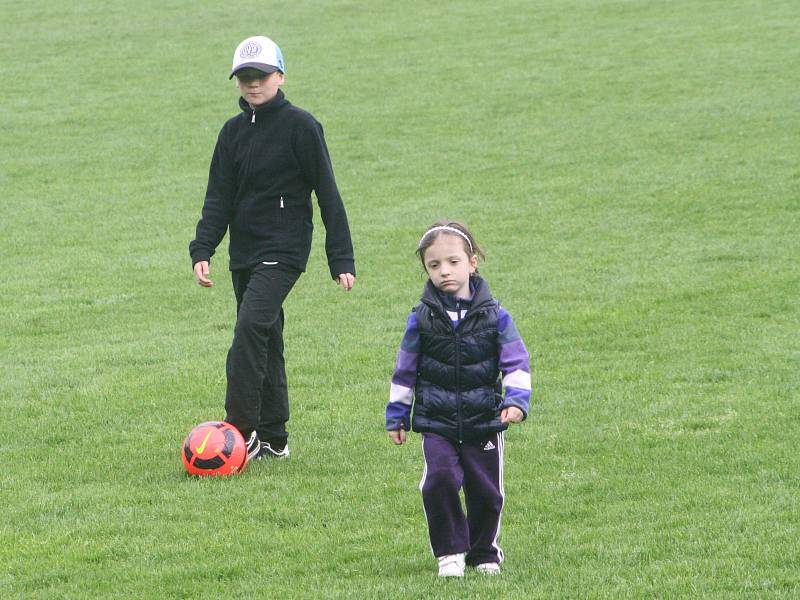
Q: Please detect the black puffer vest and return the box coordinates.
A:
[411,275,506,442]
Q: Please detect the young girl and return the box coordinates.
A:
[386,221,531,577]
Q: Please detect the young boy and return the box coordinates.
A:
[189,35,356,461]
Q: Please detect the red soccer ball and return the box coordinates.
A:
[181,421,247,476]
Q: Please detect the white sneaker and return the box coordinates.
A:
[245,431,261,462]
[475,562,501,575]
[437,553,466,577]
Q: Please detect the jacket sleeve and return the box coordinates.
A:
[497,307,532,418]
[386,312,420,431]
[294,118,355,279]
[189,128,235,266]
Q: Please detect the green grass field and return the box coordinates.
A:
[2,0,799,597]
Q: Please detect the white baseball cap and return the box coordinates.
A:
[229,36,285,79]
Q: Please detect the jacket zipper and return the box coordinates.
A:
[280,196,284,209]
[251,109,256,124]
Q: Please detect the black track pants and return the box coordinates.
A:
[224,263,301,441]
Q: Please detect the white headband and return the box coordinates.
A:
[418,226,473,254]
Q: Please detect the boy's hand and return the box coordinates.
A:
[336,273,355,291]
[501,406,524,423]
[194,261,213,287]
[388,429,406,445]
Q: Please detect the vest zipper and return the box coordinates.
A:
[454,302,463,443]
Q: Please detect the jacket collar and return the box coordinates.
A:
[238,88,288,117]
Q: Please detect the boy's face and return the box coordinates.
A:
[236,70,285,107]
[422,234,477,299]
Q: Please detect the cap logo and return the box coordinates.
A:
[239,40,262,59]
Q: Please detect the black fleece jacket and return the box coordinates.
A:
[189,90,355,278]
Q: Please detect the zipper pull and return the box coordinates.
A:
[280,196,284,208]
[251,110,256,124]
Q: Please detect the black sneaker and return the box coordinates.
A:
[245,431,261,462]
[255,441,290,459]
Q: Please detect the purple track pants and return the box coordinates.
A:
[420,431,505,565]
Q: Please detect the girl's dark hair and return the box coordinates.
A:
[416,220,485,267]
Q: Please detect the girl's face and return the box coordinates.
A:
[422,234,477,298]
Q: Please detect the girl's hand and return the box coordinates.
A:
[388,430,406,445]
[501,407,524,423]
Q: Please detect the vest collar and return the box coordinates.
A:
[421,274,494,313]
